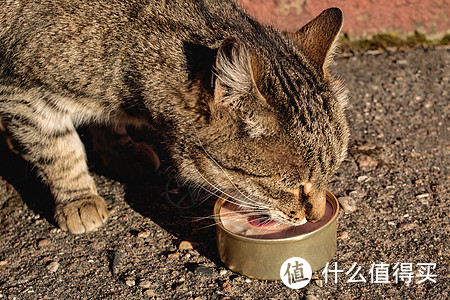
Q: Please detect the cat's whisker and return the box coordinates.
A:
[192,168,267,210]
[193,133,267,209]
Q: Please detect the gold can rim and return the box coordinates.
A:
[214,190,339,244]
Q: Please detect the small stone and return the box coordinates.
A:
[314,279,323,287]
[143,289,156,297]
[37,238,49,247]
[416,193,430,199]
[111,251,123,275]
[125,279,136,287]
[357,155,378,171]
[338,231,349,239]
[338,197,357,213]
[168,253,179,259]
[195,265,215,277]
[305,295,318,300]
[245,278,251,283]
[219,269,228,276]
[222,282,231,289]
[357,144,376,151]
[348,190,359,197]
[47,261,60,273]
[178,241,193,250]
[137,231,150,238]
[398,222,417,230]
[419,198,429,205]
[0,260,7,266]
[138,280,152,289]
[357,175,369,182]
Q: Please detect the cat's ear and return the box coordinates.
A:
[288,7,343,74]
[213,36,255,108]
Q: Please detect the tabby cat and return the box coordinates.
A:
[0,0,348,234]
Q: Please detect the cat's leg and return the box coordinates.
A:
[87,125,160,180]
[0,92,108,234]
[0,115,17,153]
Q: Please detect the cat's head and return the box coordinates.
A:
[182,8,348,224]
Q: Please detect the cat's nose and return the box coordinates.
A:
[303,182,312,195]
[287,182,313,201]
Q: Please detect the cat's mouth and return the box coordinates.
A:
[248,214,307,228]
[248,214,277,227]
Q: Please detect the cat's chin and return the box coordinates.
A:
[276,217,308,226]
[294,218,308,226]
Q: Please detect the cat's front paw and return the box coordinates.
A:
[55,195,108,234]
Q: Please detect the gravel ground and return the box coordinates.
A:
[0,46,449,299]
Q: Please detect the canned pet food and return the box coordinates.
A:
[214,190,339,280]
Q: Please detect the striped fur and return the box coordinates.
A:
[0,1,348,233]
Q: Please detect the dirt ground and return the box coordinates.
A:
[0,46,448,299]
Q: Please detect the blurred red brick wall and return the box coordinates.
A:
[238,0,449,39]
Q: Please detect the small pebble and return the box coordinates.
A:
[357,144,376,151]
[143,289,156,297]
[305,295,318,300]
[37,238,49,247]
[357,155,378,171]
[178,241,193,250]
[138,280,152,289]
[47,261,60,273]
[245,278,251,283]
[314,279,323,287]
[168,253,179,259]
[137,231,150,238]
[348,190,359,197]
[357,175,368,182]
[419,198,429,205]
[195,265,215,277]
[111,251,123,275]
[338,231,349,239]
[398,222,417,230]
[125,279,136,287]
[338,197,357,213]
[222,282,231,289]
[0,260,7,266]
[219,269,228,276]
[416,193,430,199]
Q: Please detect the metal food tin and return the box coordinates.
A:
[214,190,339,280]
